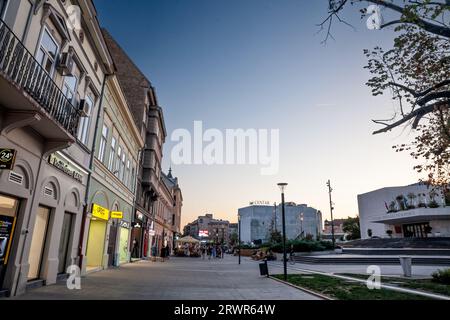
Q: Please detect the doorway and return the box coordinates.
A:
[107,220,118,267]
[85,219,107,270]
[28,206,50,280]
[58,212,74,274]
[0,194,19,289]
[403,222,431,238]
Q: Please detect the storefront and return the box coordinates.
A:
[0,194,19,291]
[130,211,146,260]
[85,204,109,272]
[119,220,130,264]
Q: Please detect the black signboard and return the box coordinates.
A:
[0,149,17,170]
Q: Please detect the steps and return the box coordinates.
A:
[342,248,450,256]
[294,255,450,265]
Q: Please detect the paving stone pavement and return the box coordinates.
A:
[10,255,320,300]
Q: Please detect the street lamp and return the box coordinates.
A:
[238,213,241,265]
[300,213,304,239]
[277,182,288,281]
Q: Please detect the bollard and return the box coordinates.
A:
[399,256,412,277]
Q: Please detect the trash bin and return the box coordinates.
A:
[259,260,269,277]
[399,256,412,277]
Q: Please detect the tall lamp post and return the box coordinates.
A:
[238,213,241,265]
[277,182,288,281]
[300,213,304,239]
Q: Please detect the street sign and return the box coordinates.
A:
[0,149,17,170]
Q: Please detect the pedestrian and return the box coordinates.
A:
[160,245,166,262]
[201,245,206,260]
[131,238,139,261]
[207,245,212,260]
[212,245,217,259]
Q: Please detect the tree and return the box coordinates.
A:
[229,232,238,246]
[268,230,283,243]
[321,1,450,186]
[343,216,361,240]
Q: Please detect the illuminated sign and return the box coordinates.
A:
[0,149,17,170]
[92,204,109,221]
[199,230,209,237]
[249,201,270,206]
[111,211,123,219]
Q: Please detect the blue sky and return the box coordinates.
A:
[94,0,421,226]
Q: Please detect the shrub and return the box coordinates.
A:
[270,239,332,253]
[432,269,450,285]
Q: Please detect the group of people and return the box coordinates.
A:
[200,244,225,260]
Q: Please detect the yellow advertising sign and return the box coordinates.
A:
[111,211,123,219]
[92,204,109,220]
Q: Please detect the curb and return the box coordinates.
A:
[269,276,334,300]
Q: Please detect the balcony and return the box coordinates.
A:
[0,18,80,143]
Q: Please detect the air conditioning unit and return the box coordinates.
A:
[78,99,90,116]
[58,52,75,76]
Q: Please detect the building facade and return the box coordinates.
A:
[80,74,144,274]
[183,213,230,244]
[102,29,182,260]
[358,183,450,239]
[238,203,323,243]
[0,0,113,296]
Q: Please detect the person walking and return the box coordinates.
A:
[201,245,206,260]
[212,245,217,259]
[131,238,139,261]
[160,245,166,262]
[207,245,212,260]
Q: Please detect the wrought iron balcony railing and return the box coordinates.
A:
[0,18,80,137]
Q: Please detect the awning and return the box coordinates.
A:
[176,236,200,244]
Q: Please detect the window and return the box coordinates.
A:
[115,146,122,177]
[120,152,126,182]
[62,76,78,103]
[0,0,8,18]
[98,125,108,162]
[125,159,130,187]
[108,137,116,171]
[131,167,135,192]
[77,95,93,145]
[36,28,59,75]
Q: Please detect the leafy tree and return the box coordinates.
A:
[229,232,238,246]
[321,0,450,187]
[269,230,283,243]
[343,216,361,239]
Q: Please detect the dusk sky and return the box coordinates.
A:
[94,0,422,227]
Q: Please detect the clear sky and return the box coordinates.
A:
[94,0,422,228]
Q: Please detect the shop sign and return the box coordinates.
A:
[48,153,83,183]
[136,211,144,221]
[0,149,17,170]
[92,203,109,220]
[111,211,123,219]
[149,230,156,236]
[120,221,130,229]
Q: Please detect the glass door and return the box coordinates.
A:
[28,206,50,280]
[58,213,74,274]
[0,194,19,289]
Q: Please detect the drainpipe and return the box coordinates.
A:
[78,73,111,269]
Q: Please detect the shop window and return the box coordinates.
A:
[36,28,59,76]
[0,194,19,288]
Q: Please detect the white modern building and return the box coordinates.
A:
[358,183,450,239]
[238,203,322,243]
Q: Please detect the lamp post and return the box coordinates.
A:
[238,213,241,265]
[277,182,288,281]
[300,213,304,239]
